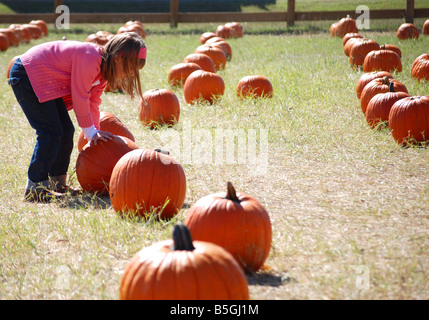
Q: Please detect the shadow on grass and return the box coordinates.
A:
[60,192,111,210]
[247,270,297,287]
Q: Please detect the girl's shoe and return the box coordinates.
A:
[24,187,65,203]
[54,185,82,196]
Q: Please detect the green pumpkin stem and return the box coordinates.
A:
[172,223,195,251]
[225,181,241,203]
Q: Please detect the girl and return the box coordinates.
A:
[8,32,146,203]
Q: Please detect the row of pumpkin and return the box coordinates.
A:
[331,16,429,146]
[76,22,273,299]
[0,20,49,52]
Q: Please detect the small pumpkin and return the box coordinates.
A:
[215,24,233,39]
[362,47,402,73]
[411,54,429,82]
[382,44,401,58]
[389,96,429,146]
[397,23,419,40]
[335,15,359,37]
[77,111,135,151]
[329,23,338,37]
[168,62,202,86]
[349,39,380,69]
[199,31,217,44]
[344,37,364,57]
[205,37,232,61]
[0,32,9,51]
[109,149,186,219]
[76,135,139,195]
[22,24,42,40]
[29,20,48,36]
[184,182,272,273]
[225,22,243,38]
[6,56,19,79]
[0,28,18,47]
[183,53,216,73]
[365,90,410,129]
[342,32,363,47]
[195,45,227,70]
[360,76,408,114]
[236,75,273,99]
[423,20,429,35]
[119,223,249,300]
[356,71,393,100]
[139,88,180,128]
[183,70,225,105]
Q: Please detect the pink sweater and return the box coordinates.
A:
[20,40,107,129]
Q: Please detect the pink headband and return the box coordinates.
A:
[139,47,147,59]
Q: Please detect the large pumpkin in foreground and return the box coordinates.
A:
[184,182,272,273]
[77,111,135,151]
[109,148,186,219]
[119,224,249,300]
[76,135,139,195]
[183,70,225,105]
[389,96,429,146]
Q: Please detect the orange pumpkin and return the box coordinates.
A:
[209,40,232,61]
[344,37,364,57]
[423,20,429,35]
[22,24,42,40]
[397,23,419,40]
[183,53,216,73]
[382,44,401,58]
[236,75,273,99]
[366,91,410,129]
[349,39,380,69]
[29,20,48,36]
[389,96,429,146]
[77,111,135,151]
[225,22,243,38]
[76,135,139,195]
[335,15,359,37]
[411,54,429,82]
[184,70,225,105]
[168,62,202,86]
[356,71,393,99]
[216,24,233,39]
[184,182,272,273]
[342,32,362,47]
[0,33,9,52]
[119,223,249,300]
[0,28,18,47]
[139,88,180,128]
[329,23,338,37]
[6,55,19,79]
[109,148,186,219]
[360,76,408,114]
[199,31,217,44]
[362,48,402,73]
[195,45,227,70]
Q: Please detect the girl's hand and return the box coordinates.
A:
[91,130,114,145]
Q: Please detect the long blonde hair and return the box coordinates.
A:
[101,32,145,99]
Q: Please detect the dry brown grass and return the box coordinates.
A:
[0,20,428,300]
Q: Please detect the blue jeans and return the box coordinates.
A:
[8,58,75,185]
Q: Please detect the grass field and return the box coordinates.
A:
[0,15,428,300]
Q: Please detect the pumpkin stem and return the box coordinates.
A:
[171,223,195,251]
[225,181,241,203]
[382,76,391,86]
[389,81,395,93]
